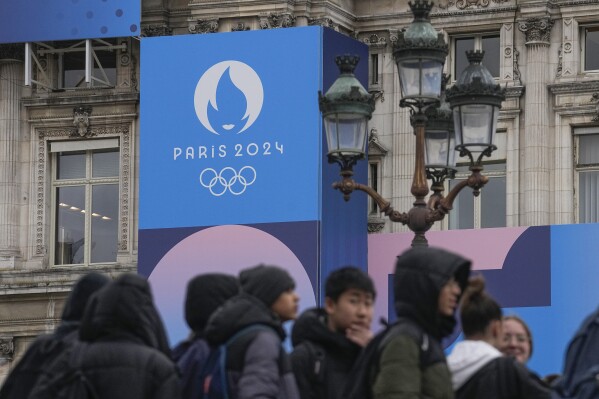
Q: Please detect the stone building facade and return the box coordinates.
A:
[1,0,599,383]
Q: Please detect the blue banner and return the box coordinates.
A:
[140,28,322,229]
[0,0,140,43]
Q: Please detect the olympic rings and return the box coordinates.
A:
[199,166,257,196]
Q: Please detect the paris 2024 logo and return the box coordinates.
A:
[188,61,283,196]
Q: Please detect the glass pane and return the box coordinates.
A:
[425,130,455,168]
[457,104,494,150]
[370,163,378,213]
[398,60,421,97]
[481,176,506,228]
[371,54,379,85]
[455,38,474,79]
[579,134,599,164]
[57,151,86,180]
[449,179,474,229]
[55,186,86,265]
[482,35,500,78]
[93,50,117,87]
[91,184,119,263]
[585,27,599,71]
[325,114,367,155]
[421,60,444,98]
[92,149,120,177]
[63,52,86,88]
[579,171,599,223]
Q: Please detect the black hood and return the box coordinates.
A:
[291,307,360,356]
[205,293,285,346]
[79,273,171,356]
[394,247,471,339]
[185,273,239,336]
[61,272,111,322]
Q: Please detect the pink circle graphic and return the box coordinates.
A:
[148,225,316,346]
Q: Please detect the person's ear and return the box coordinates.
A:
[324,296,336,315]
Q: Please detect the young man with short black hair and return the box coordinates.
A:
[291,266,376,399]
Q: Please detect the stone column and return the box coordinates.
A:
[518,17,554,226]
[0,44,24,268]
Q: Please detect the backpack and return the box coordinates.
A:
[551,307,599,399]
[200,324,277,399]
[39,342,99,399]
[341,319,436,399]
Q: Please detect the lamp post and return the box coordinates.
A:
[319,0,506,247]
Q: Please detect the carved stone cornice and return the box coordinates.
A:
[436,0,511,10]
[188,18,219,34]
[0,44,24,61]
[548,80,599,94]
[141,24,173,37]
[361,33,388,49]
[260,13,296,29]
[518,17,554,45]
[308,17,337,31]
[231,22,250,32]
[367,216,386,233]
[432,5,517,16]
[0,337,14,359]
[505,86,525,98]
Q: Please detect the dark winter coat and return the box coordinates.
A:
[28,274,181,399]
[373,247,471,399]
[448,340,550,399]
[0,272,109,399]
[290,307,362,399]
[172,273,239,399]
[205,293,300,399]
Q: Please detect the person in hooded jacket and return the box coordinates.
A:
[291,266,376,399]
[172,273,239,398]
[0,272,110,399]
[28,273,181,399]
[205,264,301,399]
[372,247,471,399]
[446,276,550,399]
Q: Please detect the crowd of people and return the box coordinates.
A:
[0,247,595,398]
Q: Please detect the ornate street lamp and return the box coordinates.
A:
[320,0,505,247]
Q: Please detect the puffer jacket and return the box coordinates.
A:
[373,247,471,399]
[28,274,181,399]
[205,293,300,399]
[290,307,362,399]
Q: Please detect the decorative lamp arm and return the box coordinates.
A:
[333,170,409,224]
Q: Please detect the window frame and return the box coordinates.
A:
[50,142,120,267]
[574,127,599,223]
[581,25,599,73]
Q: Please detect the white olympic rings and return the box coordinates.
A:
[199,166,257,196]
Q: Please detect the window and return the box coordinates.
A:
[369,162,380,214]
[448,162,506,229]
[583,26,599,72]
[52,140,120,265]
[29,39,121,89]
[370,53,380,86]
[575,128,599,223]
[452,34,500,79]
